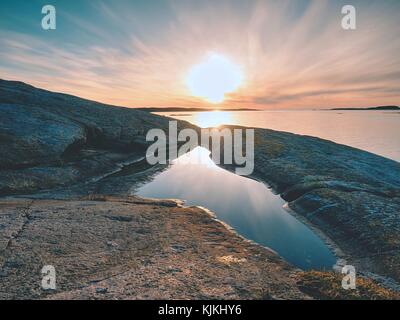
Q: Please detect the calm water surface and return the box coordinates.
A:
[136,147,336,270]
[157,110,400,162]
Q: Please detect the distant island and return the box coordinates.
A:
[139,106,400,112]
[331,106,399,111]
[135,107,257,112]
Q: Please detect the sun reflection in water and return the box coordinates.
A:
[194,110,233,128]
[173,146,218,167]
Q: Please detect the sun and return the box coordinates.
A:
[186,53,243,103]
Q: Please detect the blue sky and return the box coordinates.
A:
[0,0,399,109]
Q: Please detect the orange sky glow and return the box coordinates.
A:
[0,0,399,109]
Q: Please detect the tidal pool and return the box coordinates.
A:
[135,147,336,270]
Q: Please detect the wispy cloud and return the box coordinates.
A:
[0,0,399,109]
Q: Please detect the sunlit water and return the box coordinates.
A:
[156,110,400,162]
[136,147,336,270]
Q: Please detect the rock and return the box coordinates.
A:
[0,79,196,196]
[0,196,309,300]
[297,271,400,300]
[96,288,108,294]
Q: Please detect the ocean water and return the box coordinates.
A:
[156,110,400,162]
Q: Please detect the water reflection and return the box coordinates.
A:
[136,147,336,270]
[193,110,233,128]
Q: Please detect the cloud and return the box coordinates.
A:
[0,0,399,109]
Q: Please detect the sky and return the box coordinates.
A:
[0,0,399,109]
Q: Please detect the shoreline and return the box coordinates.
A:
[239,127,400,289]
[1,79,399,299]
[282,203,346,262]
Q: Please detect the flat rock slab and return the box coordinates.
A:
[0,196,308,300]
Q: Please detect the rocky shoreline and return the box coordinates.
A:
[220,126,400,289]
[1,79,399,299]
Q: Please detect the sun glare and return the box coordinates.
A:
[195,111,233,128]
[186,54,243,103]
